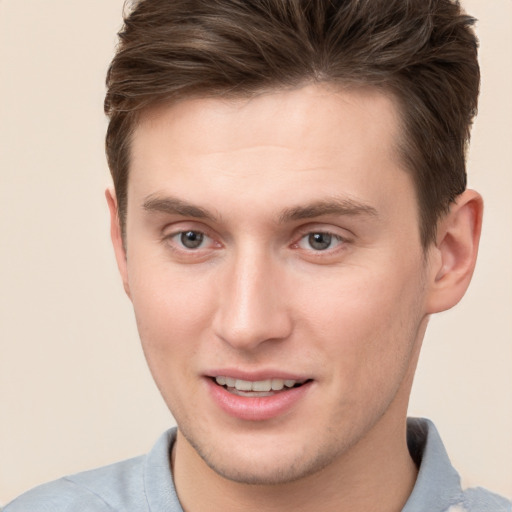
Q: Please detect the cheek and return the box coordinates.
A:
[127,257,218,355]
[127,266,217,414]
[302,263,425,376]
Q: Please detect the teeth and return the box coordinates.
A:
[215,376,300,391]
[236,379,252,391]
[271,379,284,390]
[252,379,272,392]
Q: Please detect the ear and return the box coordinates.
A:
[106,188,131,299]
[425,189,483,314]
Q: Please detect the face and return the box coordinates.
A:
[115,84,433,485]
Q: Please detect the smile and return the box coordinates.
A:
[214,376,305,395]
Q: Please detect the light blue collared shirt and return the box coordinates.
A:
[4,418,511,511]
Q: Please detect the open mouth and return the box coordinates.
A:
[212,376,310,397]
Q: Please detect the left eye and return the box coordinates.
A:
[174,230,208,249]
[298,232,343,251]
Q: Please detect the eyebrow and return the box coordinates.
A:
[143,195,218,221]
[278,198,378,223]
[142,194,378,223]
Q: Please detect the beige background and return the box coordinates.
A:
[0,0,510,505]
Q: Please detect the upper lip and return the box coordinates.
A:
[205,369,311,382]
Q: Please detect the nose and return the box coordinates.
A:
[212,246,293,351]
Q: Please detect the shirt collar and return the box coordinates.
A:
[402,417,464,512]
[144,428,183,512]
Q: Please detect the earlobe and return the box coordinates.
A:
[105,188,131,299]
[425,189,483,314]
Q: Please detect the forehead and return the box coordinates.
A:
[133,84,402,163]
[127,84,415,227]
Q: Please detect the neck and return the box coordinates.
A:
[172,413,418,512]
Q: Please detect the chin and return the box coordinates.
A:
[183,427,344,486]
[204,453,333,486]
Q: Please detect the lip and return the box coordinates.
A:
[205,374,313,421]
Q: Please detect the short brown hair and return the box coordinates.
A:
[105,0,479,247]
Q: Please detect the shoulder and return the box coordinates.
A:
[453,487,512,512]
[3,455,147,512]
[4,429,180,512]
[3,476,117,512]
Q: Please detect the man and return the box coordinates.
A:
[5,0,511,511]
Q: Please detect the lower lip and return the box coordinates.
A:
[206,378,313,421]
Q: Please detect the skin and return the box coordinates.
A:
[108,84,482,512]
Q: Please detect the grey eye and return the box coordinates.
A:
[308,232,332,250]
[180,231,204,249]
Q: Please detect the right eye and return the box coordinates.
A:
[175,230,206,249]
[168,230,213,250]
